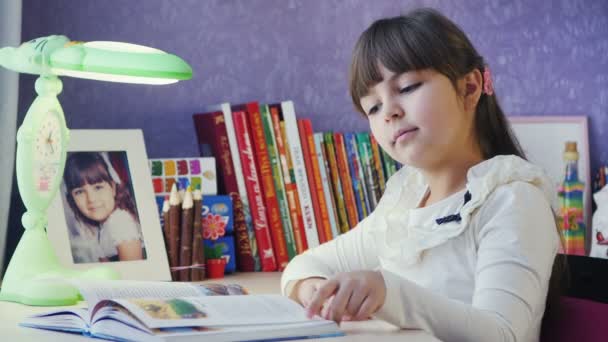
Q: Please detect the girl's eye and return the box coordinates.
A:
[366,105,379,116]
[73,189,83,196]
[94,184,105,190]
[399,82,422,94]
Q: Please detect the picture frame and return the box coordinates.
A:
[47,129,171,281]
[508,115,591,246]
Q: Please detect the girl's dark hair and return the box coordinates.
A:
[64,152,138,226]
[349,7,566,324]
[349,7,523,160]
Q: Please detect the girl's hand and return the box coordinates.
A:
[291,277,327,307]
[305,271,386,323]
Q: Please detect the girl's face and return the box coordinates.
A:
[360,64,477,170]
[71,181,116,223]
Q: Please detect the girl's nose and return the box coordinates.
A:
[85,191,95,203]
[383,100,405,121]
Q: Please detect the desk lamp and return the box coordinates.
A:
[0,35,192,306]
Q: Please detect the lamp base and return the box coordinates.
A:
[0,227,120,306]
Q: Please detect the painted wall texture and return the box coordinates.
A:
[18,0,608,172]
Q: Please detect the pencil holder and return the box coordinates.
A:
[206,259,226,278]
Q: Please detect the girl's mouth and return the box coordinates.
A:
[393,127,419,145]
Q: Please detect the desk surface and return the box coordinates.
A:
[0,272,440,341]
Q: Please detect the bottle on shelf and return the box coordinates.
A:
[557,141,586,255]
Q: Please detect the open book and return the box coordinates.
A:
[20,280,343,342]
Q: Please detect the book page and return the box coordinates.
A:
[113,294,313,329]
[72,280,246,306]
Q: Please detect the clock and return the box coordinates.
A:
[33,109,65,197]
[15,76,69,214]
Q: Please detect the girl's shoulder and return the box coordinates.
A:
[465,156,559,242]
[103,209,138,231]
[466,155,558,212]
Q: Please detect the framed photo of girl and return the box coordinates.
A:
[46,129,171,281]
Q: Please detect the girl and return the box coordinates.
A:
[281,8,560,342]
[64,152,145,263]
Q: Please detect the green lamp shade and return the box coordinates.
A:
[50,41,193,84]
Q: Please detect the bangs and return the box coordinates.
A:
[65,153,112,190]
[349,15,453,112]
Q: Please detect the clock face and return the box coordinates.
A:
[33,111,64,195]
[35,112,63,161]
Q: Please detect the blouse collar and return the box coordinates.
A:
[368,155,557,266]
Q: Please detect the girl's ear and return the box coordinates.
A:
[462,69,483,114]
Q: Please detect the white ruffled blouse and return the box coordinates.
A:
[281,155,560,342]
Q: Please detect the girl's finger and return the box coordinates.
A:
[320,295,334,319]
[306,280,338,318]
[354,295,379,321]
[327,281,355,323]
[344,287,367,318]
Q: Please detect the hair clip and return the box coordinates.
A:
[483,67,494,96]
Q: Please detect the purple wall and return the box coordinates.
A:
[19,0,608,172]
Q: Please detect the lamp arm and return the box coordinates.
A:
[0,35,69,75]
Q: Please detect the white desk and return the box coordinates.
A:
[0,272,440,341]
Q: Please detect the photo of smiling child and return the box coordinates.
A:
[61,151,147,264]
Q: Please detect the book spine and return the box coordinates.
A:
[350,133,372,217]
[356,132,379,210]
[344,132,367,221]
[261,105,297,260]
[298,119,327,244]
[303,120,333,242]
[323,132,350,234]
[281,101,320,248]
[314,133,340,240]
[232,110,277,272]
[369,134,387,195]
[381,147,397,179]
[193,111,255,272]
[219,103,260,271]
[334,133,360,227]
[272,105,308,254]
[247,103,289,270]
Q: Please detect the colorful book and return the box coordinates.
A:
[201,195,236,273]
[344,132,368,221]
[314,132,340,240]
[270,104,308,254]
[261,104,297,260]
[232,110,277,272]
[334,133,360,227]
[298,119,328,244]
[237,102,289,270]
[356,132,380,210]
[281,101,320,248]
[323,132,350,234]
[303,120,334,241]
[192,110,256,272]
[369,134,387,195]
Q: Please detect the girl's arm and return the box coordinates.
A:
[105,209,144,261]
[280,208,382,298]
[281,167,410,297]
[117,239,143,260]
[374,182,559,342]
